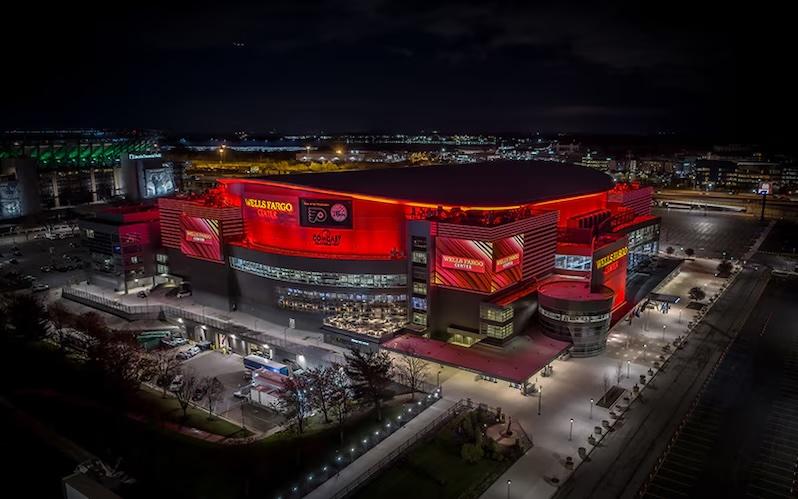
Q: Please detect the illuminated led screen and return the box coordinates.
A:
[434,235,523,293]
[180,214,223,262]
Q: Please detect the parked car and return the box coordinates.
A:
[137,290,150,298]
[177,346,201,361]
[176,289,192,298]
[161,336,188,348]
[40,265,53,273]
[233,385,251,399]
[168,375,184,392]
[31,283,50,293]
[22,274,37,282]
[196,341,212,351]
[9,259,18,265]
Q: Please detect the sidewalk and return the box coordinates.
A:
[305,397,457,499]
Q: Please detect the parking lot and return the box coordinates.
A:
[182,350,284,433]
[641,274,798,498]
[0,232,88,293]
[654,208,765,260]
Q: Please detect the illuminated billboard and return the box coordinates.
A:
[434,235,524,293]
[180,214,223,263]
[141,166,175,199]
[243,194,298,225]
[300,199,353,229]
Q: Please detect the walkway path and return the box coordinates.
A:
[305,397,457,499]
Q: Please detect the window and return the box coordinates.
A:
[156,264,170,274]
[156,253,169,263]
[230,257,406,288]
[85,229,95,239]
[412,312,427,326]
[412,281,427,295]
[554,254,592,271]
[480,305,513,323]
[480,322,513,339]
[411,297,427,311]
[411,251,428,264]
[129,256,140,264]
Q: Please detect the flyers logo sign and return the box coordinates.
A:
[300,199,353,229]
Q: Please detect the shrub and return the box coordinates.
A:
[688,287,706,301]
[461,443,484,464]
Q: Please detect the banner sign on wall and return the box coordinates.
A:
[299,199,353,229]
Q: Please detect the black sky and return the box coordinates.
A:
[2,1,792,139]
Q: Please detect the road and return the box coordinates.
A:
[654,189,798,221]
[639,272,798,498]
[553,265,772,499]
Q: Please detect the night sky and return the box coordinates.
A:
[3,2,791,138]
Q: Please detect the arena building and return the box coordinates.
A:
[154,161,660,362]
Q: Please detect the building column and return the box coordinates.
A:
[51,175,61,208]
[89,168,98,202]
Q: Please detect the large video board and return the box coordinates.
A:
[141,166,175,199]
[180,214,223,263]
[434,235,524,293]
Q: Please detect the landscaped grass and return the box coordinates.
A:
[135,387,251,437]
[351,411,518,499]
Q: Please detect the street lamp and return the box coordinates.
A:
[627,360,631,379]
[538,386,543,415]
[590,398,594,419]
[569,418,574,441]
[662,324,667,341]
[506,479,512,499]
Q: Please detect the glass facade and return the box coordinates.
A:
[554,254,592,271]
[230,256,406,288]
[276,286,406,313]
[480,322,513,339]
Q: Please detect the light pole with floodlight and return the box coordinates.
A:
[569,418,574,441]
[538,386,542,415]
[590,398,594,419]
[507,479,511,499]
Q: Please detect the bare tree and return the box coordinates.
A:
[275,374,313,435]
[153,350,182,397]
[47,301,74,352]
[345,349,393,422]
[174,369,200,421]
[203,376,224,420]
[616,362,623,384]
[305,366,335,424]
[603,373,610,395]
[6,294,50,342]
[73,311,109,340]
[329,364,354,444]
[394,351,429,400]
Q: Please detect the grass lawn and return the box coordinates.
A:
[135,387,251,438]
[351,411,519,499]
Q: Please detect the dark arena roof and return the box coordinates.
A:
[260,160,614,207]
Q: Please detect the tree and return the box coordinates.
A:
[717,260,733,275]
[174,369,200,421]
[616,362,623,384]
[275,374,313,435]
[689,287,707,301]
[6,294,50,342]
[203,376,224,420]
[329,364,355,443]
[153,350,182,397]
[665,246,675,255]
[603,373,610,394]
[305,366,335,424]
[73,311,109,340]
[461,443,484,464]
[88,333,153,405]
[685,248,695,257]
[345,349,393,422]
[47,301,74,352]
[394,351,430,400]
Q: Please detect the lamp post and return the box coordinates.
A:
[569,418,574,441]
[538,386,542,415]
[590,398,594,419]
[506,479,511,499]
[662,324,667,341]
[627,360,631,379]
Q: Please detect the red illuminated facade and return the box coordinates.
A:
[155,162,659,355]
